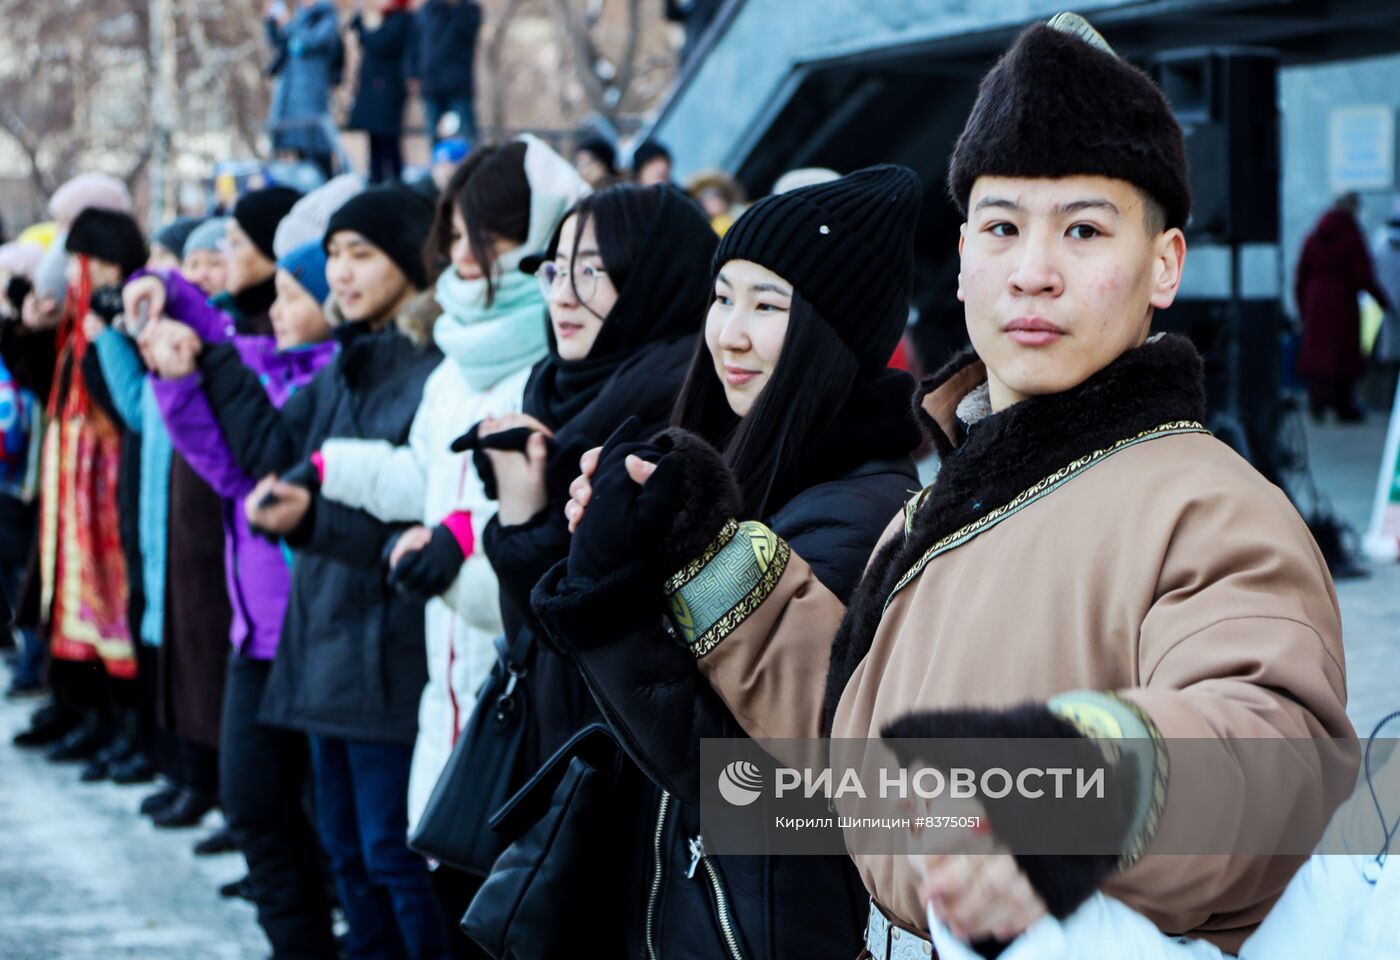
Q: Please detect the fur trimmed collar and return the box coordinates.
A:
[820,333,1208,732]
[326,288,441,348]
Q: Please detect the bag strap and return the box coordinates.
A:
[494,627,537,676]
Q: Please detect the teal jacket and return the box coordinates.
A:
[92,329,171,647]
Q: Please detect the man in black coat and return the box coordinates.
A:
[175,186,450,960]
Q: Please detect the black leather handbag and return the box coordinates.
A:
[408,630,538,876]
[461,723,632,959]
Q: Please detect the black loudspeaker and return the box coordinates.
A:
[1156,297,1283,481]
[1152,48,1280,244]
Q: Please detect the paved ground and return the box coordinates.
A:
[1300,414,1400,739]
[0,406,1395,959]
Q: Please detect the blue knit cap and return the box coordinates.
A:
[277,240,329,305]
[184,217,228,256]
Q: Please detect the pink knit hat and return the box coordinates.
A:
[48,172,133,226]
[0,241,45,280]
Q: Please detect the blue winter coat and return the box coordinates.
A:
[404,0,481,98]
[347,12,410,137]
[266,2,342,156]
[91,330,172,648]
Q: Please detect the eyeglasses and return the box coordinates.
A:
[537,261,607,304]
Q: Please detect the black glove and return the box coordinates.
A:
[881,702,1151,923]
[281,458,321,493]
[565,417,681,584]
[450,421,555,501]
[388,524,466,599]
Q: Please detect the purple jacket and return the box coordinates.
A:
[149,270,336,659]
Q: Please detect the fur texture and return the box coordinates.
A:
[881,704,1131,921]
[650,427,745,574]
[820,334,1207,734]
[325,287,441,347]
[947,22,1190,230]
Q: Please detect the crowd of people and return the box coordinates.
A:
[267,0,483,181]
[1,12,1397,960]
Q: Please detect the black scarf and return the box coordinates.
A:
[523,186,716,433]
[230,276,277,337]
[820,334,1208,732]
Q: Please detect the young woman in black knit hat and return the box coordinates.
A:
[529,165,924,959]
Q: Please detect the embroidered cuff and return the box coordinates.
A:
[1047,689,1169,869]
[440,510,475,559]
[664,519,791,658]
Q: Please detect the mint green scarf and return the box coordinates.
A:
[433,268,549,392]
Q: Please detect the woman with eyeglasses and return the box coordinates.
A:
[302,135,586,957]
[467,182,717,762]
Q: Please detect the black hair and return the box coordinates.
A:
[576,135,618,176]
[541,183,664,319]
[1140,189,1166,236]
[671,291,860,517]
[425,141,531,305]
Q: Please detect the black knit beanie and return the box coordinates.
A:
[324,185,436,290]
[65,208,149,279]
[713,164,922,369]
[947,17,1190,230]
[233,186,302,261]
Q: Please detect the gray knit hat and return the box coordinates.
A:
[274,173,365,259]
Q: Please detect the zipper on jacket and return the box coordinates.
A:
[687,834,747,960]
[645,791,671,960]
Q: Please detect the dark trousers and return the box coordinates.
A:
[1306,375,1362,417]
[221,652,336,960]
[310,734,447,960]
[367,134,404,183]
[1,559,42,687]
[181,738,218,794]
[421,94,476,144]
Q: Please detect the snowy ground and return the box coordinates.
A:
[0,700,268,959]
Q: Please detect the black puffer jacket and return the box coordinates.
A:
[533,373,921,960]
[197,308,442,744]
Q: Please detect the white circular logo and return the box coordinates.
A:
[717,760,764,806]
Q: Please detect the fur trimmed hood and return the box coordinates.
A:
[822,334,1208,732]
[326,287,442,348]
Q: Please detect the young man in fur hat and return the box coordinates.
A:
[559,13,1355,957]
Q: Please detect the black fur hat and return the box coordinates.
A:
[65,208,149,279]
[947,15,1190,230]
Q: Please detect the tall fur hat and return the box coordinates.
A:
[947,14,1190,230]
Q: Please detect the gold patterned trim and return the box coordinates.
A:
[680,536,791,657]
[883,421,1206,612]
[663,518,739,596]
[1112,696,1170,870]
